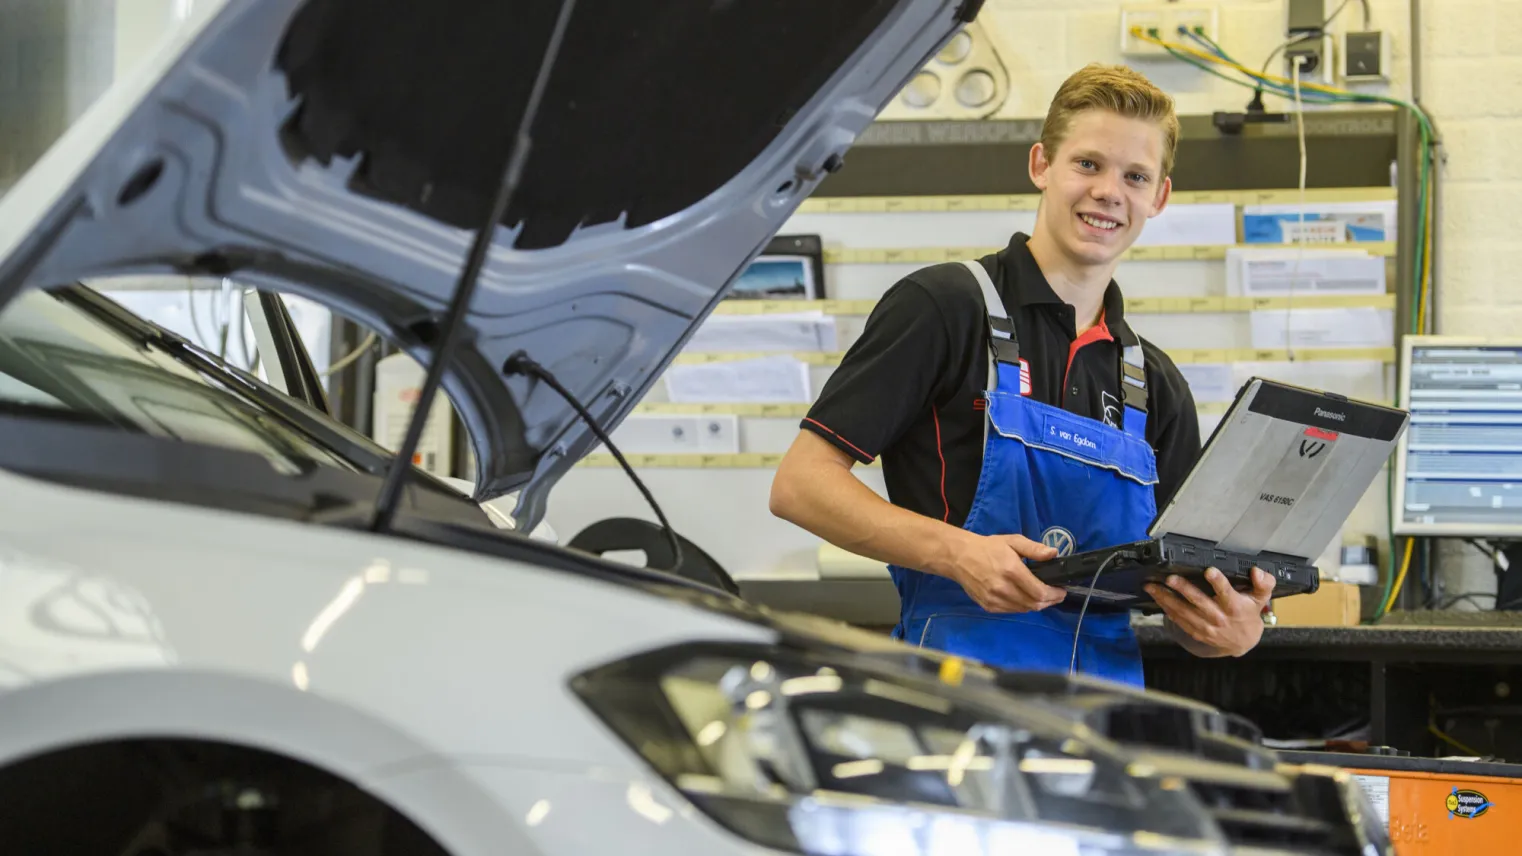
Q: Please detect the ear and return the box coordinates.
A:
[1029,142,1051,191]
[1147,174,1172,219]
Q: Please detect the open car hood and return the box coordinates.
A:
[0,0,979,528]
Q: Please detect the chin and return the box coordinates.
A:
[1065,235,1126,266]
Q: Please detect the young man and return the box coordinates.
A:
[769,63,1274,687]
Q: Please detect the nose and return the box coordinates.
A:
[1090,171,1123,205]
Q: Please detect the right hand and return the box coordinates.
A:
[946,533,1068,613]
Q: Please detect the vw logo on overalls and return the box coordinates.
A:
[1041,526,1076,557]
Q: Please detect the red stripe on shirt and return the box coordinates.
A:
[803,418,874,462]
[1063,311,1113,403]
[932,407,949,522]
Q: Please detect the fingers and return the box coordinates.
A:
[1147,584,1206,635]
[992,536,1065,605]
[1202,568,1240,611]
[1148,570,1270,659]
[978,569,1065,613]
[995,533,1059,561]
[1165,573,1226,622]
[1250,567,1277,606]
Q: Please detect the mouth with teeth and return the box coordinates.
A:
[1078,212,1123,233]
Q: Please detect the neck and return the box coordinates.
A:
[1026,226,1116,334]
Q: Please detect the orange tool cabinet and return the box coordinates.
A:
[1284,751,1522,853]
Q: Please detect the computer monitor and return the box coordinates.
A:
[1394,336,1522,536]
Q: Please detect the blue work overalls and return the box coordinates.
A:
[890,259,1159,687]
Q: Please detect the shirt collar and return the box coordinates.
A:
[997,232,1139,347]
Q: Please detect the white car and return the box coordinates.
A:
[0,1,1389,854]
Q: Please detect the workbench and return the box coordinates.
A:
[739,577,1522,762]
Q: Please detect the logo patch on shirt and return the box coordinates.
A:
[1018,358,1032,396]
[1101,391,1120,428]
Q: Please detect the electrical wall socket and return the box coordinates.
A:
[1285,33,1336,87]
[1120,2,1221,58]
[1343,30,1391,82]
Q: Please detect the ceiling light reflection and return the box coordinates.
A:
[781,674,843,695]
[626,781,674,825]
[832,759,886,779]
[301,575,364,653]
[696,720,727,746]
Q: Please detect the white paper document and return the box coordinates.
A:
[1229,359,1389,402]
[1249,308,1395,349]
[1134,203,1237,246]
[1226,247,1387,296]
[1178,363,1237,403]
[685,312,837,352]
[663,356,812,403]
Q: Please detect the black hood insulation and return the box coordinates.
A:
[276,0,898,249]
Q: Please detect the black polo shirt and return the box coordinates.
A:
[801,232,1201,529]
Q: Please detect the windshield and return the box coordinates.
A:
[0,286,392,476]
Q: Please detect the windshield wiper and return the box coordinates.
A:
[368,0,579,533]
[54,286,397,475]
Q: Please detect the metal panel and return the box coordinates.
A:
[812,110,1400,197]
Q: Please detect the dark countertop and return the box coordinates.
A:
[1277,750,1522,780]
[1137,622,1522,657]
[738,577,1522,657]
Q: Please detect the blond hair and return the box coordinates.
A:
[1039,64,1179,178]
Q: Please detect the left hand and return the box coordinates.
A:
[1146,567,1276,658]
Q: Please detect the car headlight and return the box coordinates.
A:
[1279,763,1393,856]
[570,644,1227,855]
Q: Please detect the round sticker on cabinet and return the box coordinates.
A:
[1446,787,1492,819]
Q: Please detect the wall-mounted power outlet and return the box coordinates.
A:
[1285,33,1336,87]
[1343,30,1391,82]
[1120,2,1221,58]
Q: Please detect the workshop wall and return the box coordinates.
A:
[954,2,1520,596]
[1407,0,1522,595]
[547,1,1516,601]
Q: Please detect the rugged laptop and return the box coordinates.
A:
[1027,377,1410,612]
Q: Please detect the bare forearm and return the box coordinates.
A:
[770,449,967,579]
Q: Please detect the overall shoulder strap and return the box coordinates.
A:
[958,259,1019,384]
[960,258,1017,456]
[1119,340,1148,437]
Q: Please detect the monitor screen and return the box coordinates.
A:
[1395,338,1522,536]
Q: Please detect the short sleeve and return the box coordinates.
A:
[801,278,954,463]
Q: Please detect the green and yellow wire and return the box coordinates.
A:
[1131,28,1438,620]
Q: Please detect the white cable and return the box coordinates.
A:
[322,331,380,377]
[1068,552,1122,677]
[1286,55,1308,362]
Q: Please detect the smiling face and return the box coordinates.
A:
[1029,108,1172,269]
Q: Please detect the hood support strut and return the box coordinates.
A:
[368,0,580,533]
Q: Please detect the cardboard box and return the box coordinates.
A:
[1272,580,1362,626]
